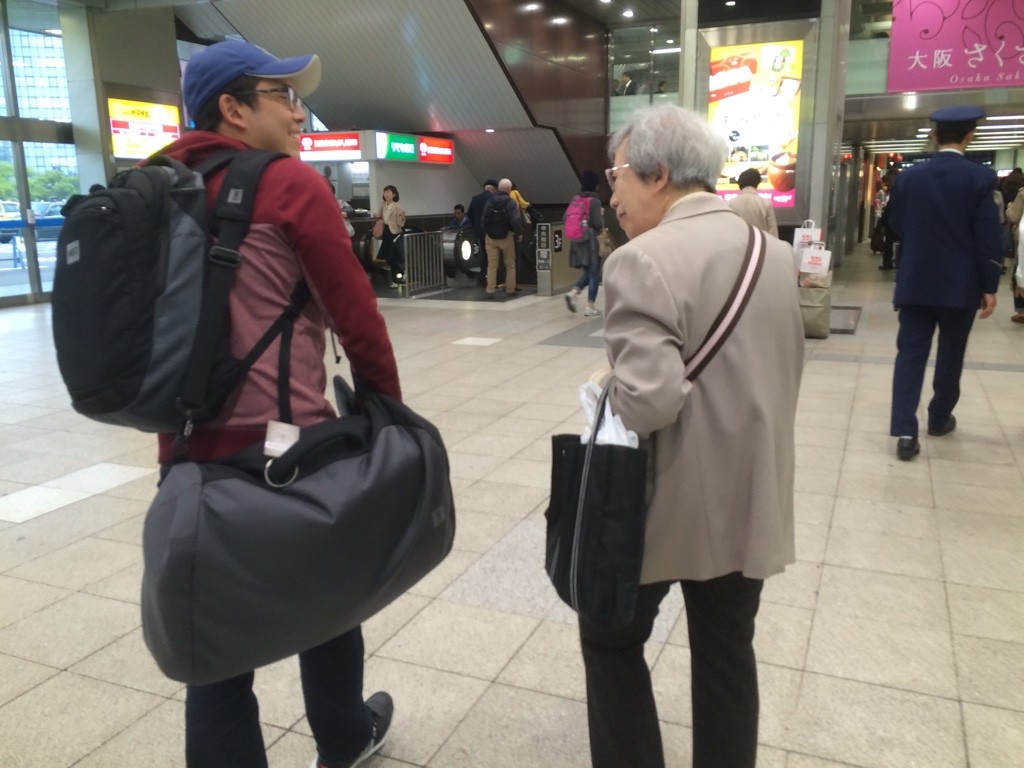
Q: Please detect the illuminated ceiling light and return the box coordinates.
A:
[485,128,495,133]
[650,27,658,32]
[552,16,568,24]
[986,114,1024,120]
[725,1,737,5]
[666,39,675,44]
[652,47,682,54]
[600,0,611,3]
[44,28,62,35]
[903,91,917,110]
[976,124,1024,130]
[623,9,634,18]
[523,3,540,10]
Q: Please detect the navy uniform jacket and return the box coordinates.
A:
[887,151,1002,309]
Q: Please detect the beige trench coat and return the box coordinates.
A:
[602,192,804,583]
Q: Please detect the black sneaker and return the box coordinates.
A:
[312,691,393,768]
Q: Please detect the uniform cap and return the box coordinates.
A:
[929,105,985,132]
[183,39,320,117]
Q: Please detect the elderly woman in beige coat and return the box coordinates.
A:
[580,105,804,768]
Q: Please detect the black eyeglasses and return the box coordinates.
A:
[238,85,302,111]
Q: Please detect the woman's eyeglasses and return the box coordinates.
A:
[605,163,631,190]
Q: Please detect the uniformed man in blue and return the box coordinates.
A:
[887,106,1002,461]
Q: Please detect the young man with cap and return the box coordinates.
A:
[886,106,1002,461]
[168,39,400,767]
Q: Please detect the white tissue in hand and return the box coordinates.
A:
[578,382,639,448]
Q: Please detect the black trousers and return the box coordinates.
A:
[579,571,764,768]
[890,304,975,437]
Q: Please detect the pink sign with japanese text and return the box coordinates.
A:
[888,0,1024,93]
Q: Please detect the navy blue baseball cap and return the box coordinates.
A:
[183,39,321,117]
[929,105,985,131]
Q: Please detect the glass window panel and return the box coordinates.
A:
[24,141,77,293]
[8,20,70,122]
[0,141,30,297]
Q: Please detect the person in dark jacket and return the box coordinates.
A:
[564,170,605,317]
[468,179,497,285]
[886,106,1002,461]
[479,178,523,298]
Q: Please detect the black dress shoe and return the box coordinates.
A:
[927,415,956,437]
[878,265,893,271]
[897,437,920,461]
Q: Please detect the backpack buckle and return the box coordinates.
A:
[209,245,242,267]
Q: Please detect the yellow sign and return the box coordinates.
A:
[108,98,181,159]
[708,40,803,208]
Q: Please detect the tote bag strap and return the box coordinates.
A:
[684,224,767,382]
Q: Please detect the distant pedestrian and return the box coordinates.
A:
[563,170,605,317]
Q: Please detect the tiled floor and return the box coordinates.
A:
[1,242,1023,767]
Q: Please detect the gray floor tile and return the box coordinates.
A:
[0,672,163,767]
[70,627,182,698]
[427,684,590,768]
[955,635,1024,711]
[0,652,58,707]
[806,611,957,697]
[962,703,1024,768]
[378,600,539,680]
[0,592,139,668]
[948,583,1024,644]
[0,574,69,629]
[816,564,950,631]
[825,527,943,579]
[777,673,965,767]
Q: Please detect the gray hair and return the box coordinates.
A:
[608,105,727,191]
[498,178,512,192]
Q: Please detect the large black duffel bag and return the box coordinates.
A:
[141,382,455,685]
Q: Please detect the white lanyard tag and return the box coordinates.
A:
[264,420,301,458]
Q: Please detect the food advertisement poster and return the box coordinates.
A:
[707,40,803,208]
[108,98,181,159]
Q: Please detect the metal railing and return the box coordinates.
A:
[401,231,445,296]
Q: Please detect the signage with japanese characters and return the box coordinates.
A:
[108,98,181,159]
[707,40,803,209]
[375,132,418,161]
[418,136,455,164]
[888,1,1024,93]
[299,132,361,161]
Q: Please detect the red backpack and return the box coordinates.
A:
[563,195,591,242]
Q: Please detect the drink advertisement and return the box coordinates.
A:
[707,40,803,208]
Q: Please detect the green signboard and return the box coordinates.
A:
[375,131,417,161]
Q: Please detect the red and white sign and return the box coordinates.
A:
[417,136,455,164]
[299,132,362,161]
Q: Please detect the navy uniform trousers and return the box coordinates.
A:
[890,304,976,438]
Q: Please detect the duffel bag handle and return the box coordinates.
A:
[263,411,372,488]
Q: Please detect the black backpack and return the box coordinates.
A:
[52,149,309,435]
[483,195,512,239]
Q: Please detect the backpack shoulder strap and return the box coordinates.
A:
[176,150,288,436]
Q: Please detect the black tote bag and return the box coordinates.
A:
[545,383,647,629]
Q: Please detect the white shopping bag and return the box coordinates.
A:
[792,219,822,270]
[798,241,832,275]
